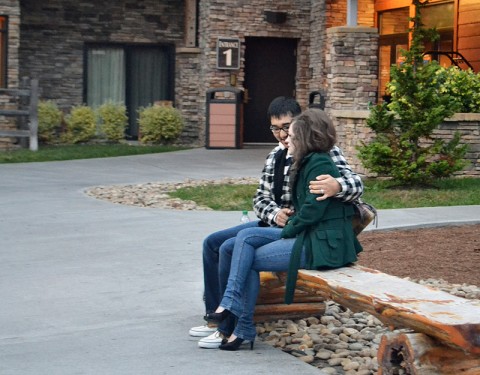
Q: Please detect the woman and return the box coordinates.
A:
[205,109,363,350]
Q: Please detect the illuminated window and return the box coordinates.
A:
[421,3,454,68]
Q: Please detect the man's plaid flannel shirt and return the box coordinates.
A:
[253,144,363,227]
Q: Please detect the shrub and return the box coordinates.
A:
[97,102,128,142]
[62,105,96,144]
[138,104,184,144]
[38,100,63,144]
[441,67,480,113]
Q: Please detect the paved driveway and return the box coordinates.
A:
[0,147,327,375]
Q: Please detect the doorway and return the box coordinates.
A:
[243,37,297,143]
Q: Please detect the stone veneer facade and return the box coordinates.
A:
[4,0,377,148]
[0,0,478,178]
[17,0,202,144]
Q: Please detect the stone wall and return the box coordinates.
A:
[439,114,480,177]
[17,0,203,144]
[0,0,21,150]
[331,110,480,178]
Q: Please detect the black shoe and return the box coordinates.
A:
[204,309,231,324]
[219,337,254,351]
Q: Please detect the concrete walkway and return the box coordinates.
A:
[1,147,479,375]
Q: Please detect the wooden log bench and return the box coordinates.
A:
[292,265,480,374]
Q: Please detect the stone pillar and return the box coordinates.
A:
[325,26,378,111]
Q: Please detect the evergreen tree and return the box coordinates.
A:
[357,0,468,186]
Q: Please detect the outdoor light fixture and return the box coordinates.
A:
[264,11,287,24]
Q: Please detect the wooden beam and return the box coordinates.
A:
[255,271,325,322]
[184,0,197,47]
[28,79,39,151]
[254,302,326,323]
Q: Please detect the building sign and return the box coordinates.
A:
[216,37,240,70]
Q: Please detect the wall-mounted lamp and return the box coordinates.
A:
[264,11,287,24]
[229,73,237,87]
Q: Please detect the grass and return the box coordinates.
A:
[0,144,190,163]
[169,178,480,211]
[171,184,256,211]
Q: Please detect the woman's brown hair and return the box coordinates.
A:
[290,108,337,174]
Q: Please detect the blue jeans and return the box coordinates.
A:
[202,220,259,335]
[219,227,306,341]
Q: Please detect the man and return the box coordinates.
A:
[190,96,363,348]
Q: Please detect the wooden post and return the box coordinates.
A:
[18,77,30,148]
[28,79,39,151]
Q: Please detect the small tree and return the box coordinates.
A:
[357,0,468,186]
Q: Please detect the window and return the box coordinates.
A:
[378,8,409,100]
[376,1,455,100]
[0,16,8,88]
[86,44,174,139]
[421,2,454,68]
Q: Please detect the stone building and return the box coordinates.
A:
[0,0,479,174]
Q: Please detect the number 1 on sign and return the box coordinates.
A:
[223,49,232,66]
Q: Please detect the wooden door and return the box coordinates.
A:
[243,37,297,143]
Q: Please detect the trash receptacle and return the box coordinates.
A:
[308,90,326,110]
[206,87,243,149]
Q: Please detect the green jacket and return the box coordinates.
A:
[281,152,363,304]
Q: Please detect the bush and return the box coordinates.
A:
[62,105,96,144]
[97,102,128,142]
[38,100,63,144]
[441,67,480,113]
[138,104,184,144]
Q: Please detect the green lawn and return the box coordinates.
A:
[169,177,480,211]
[0,144,190,163]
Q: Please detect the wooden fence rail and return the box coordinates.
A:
[0,79,39,151]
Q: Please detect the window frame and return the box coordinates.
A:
[0,15,9,88]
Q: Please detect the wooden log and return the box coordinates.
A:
[258,271,324,304]
[254,302,326,323]
[297,265,480,354]
[255,271,325,322]
[378,332,480,375]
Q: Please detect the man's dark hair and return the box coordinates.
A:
[267,96,301,119]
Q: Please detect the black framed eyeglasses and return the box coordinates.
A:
[269,123,291,134]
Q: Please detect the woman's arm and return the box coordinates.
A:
[282,155,337,238]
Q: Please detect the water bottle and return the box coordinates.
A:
[240,210,250,224]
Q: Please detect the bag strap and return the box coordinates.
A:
[285,232,305,305]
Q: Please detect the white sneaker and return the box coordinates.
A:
[189,324,217,337]
[198,330,225,349]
